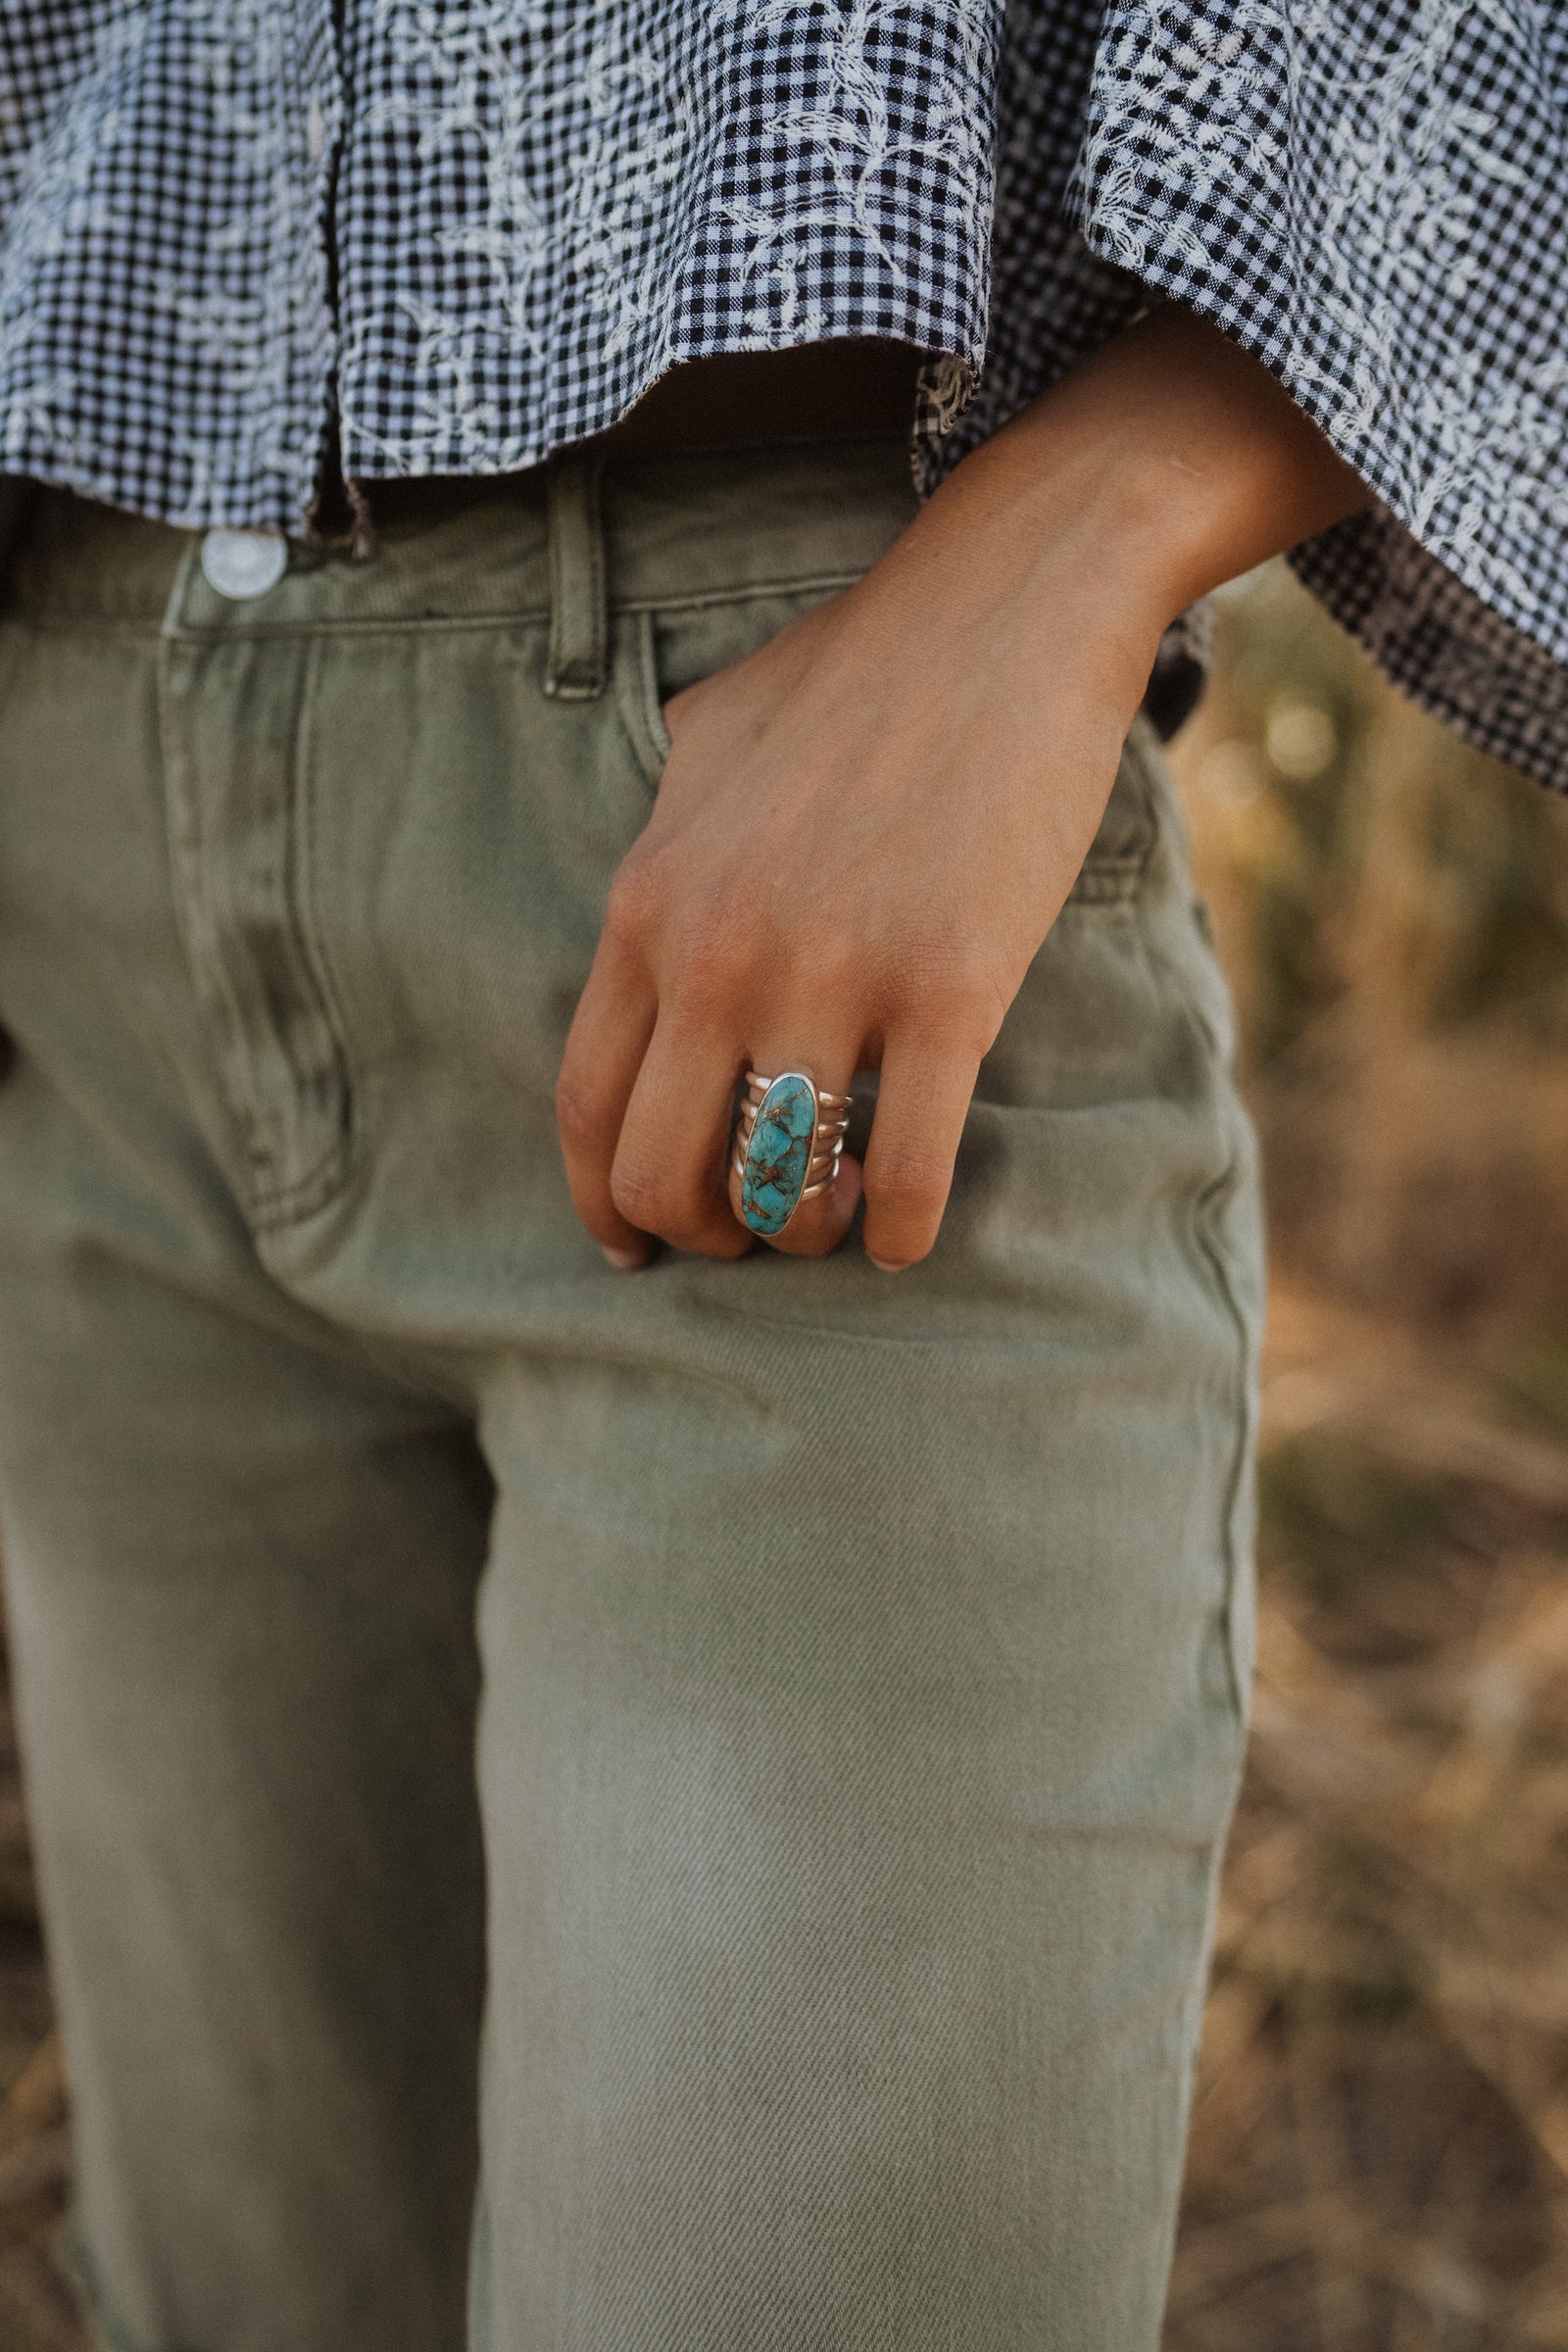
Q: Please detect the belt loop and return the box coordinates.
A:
[543,452,608,701]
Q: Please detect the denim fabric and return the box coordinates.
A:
[0,439,1261,2352]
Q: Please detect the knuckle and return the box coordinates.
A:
[952,960,1009,1037]
[554,1066,612,1152]
[894,951,1006,1050]
[603,853,662,950]
[610,1153,708,1242]
[868,1158,951,1225]
[664,905,755,1004]
[609,1157,667,1232]
[804,931,862,1000]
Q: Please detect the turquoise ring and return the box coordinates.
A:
[732,1069,852,1238]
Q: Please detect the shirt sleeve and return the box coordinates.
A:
[1071,0,1568,790]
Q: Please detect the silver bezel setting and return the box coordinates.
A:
[732,1068,852,1234]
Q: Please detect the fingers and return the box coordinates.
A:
[560,914,864,1265]
[555,942,660,1266]
[859,1035,981,1272]
[609,1016,754,1260]
[564,960,979,1273]
[562,843,977,1273]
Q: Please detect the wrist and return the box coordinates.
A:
[935,304,1369,650]
[898,414,1182,721]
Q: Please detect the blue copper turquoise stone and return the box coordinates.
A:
[739,1074,817,1236]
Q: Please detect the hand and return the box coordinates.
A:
[558,307,1366,1272]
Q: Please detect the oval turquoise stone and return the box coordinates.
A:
[739,1073,818,1236]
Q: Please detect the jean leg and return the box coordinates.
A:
[0,544,496,2352]
[458,739,1259,2352]
[0,1105,491,2352]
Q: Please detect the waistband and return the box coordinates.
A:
[2,437,919,644]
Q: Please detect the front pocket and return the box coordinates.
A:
[623,601,1165,913]
[1063,716,1162,906]
[614,583,864,796]
[616,607,673,786]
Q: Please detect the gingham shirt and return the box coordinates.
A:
[2,3,1566,784]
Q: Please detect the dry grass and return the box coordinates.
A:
[1167,1280,1568,2350]
[1,563,1566,2345]
[0,1673,79,2349]
[1163,567,1568,2349]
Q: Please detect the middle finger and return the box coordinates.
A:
[610,1012,756,1258]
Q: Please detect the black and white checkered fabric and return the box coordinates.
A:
[2,2,1565,784]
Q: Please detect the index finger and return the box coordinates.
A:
[555,943,660,1267]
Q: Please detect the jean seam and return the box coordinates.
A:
[229,628,354,1230]
[612,607,673,791]
[1191,1128,1261,1724]
[155,628,354,1234]
[285,634,359,1212]
[147,569,881,645]
[1136,917,1260,1726]
[1125,733,1259,1725]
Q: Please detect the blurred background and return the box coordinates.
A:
[1167,566,1568,2351]
[1,564,1567,2346]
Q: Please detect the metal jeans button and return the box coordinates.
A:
[201,527,288,600]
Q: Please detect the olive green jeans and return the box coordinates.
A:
[0,441,1260,2352]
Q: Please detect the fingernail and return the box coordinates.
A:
[867,1255,908,1274]
[602,1246,646,1271]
